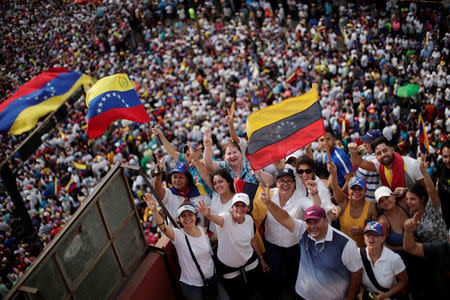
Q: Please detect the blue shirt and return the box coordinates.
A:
[324,146,353,188]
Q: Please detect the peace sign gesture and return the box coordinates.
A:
[225,107,234,127]
[203,128,212,148]
[259,183,271,205]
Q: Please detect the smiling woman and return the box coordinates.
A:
[358,221,408,300]
[143,194,228,300]
[152,159,211,226]
[263,168,303,298]
[197,193,268,300]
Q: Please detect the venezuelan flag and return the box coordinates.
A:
[418,114,429,153]
[246,84,325,170]
[54,177,62,196]
[73,161,87,174]
[65,177,77,193]
[86,74,150,139]
[0,68,94,135]
[286,70,297,84]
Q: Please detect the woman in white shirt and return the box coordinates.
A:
[263,168,321,298]
[197,193,269,300]
[358,221,408,300]
[143,193,228,300]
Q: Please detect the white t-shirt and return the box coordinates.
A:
[217,212,257,279]
[360,246,405,299]
[372,156,423,187]
[265,188,303,247]
[162,187,211,226]
[209,192,233,233]
[172,227,215,287]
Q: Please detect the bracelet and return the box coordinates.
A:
[387,291,392,297]
[156,222,165,226]
[311,192,319,196]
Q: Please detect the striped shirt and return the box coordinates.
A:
[356,153,380,203]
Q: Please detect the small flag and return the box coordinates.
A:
[418,114,429,153]
[286,70,297,84]
[58,125,67,141]
[54,177,62,196]
[246,84,325,170]
[65,177,77,192]
[72,161,87,174]
[0,68,93,135]
[86,74,150,139]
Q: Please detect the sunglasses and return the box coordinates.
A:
[297,168,313,174]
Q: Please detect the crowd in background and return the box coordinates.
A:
[0,0,449,297]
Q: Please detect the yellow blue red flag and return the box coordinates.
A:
[86,74,150,139]
[418,114,429,153]
[0,68,93,135]
[246,84,325,170]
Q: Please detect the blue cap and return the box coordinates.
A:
[364,221,384,236]
[360,129,383,142]
[349,176,366,190]
[169,161,189,175]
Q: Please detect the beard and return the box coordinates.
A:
[380,154,394,166]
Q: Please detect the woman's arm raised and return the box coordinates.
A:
[143,193,174,241]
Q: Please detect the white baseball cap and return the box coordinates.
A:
[375,186,393,202]
[231,193,250,206]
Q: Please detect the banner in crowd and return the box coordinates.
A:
[0,68,94,135]
[86,74,150,139]
[246,84,325,170]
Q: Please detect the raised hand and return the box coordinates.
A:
[419,153,428,174]
[196,199,210,218]
[259,183,271,205]
[347,142,359,153]
[151,127,162,137]
[305,180,318,195]
[327,161,338,177]
[225,107,234,127]
[203,128,212,148]
[404,212,421,232]
[143,193,157,212]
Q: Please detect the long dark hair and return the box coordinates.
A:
[408,183,428,204]
[210,168,236,193]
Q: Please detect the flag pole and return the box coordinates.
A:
[323,133,332,164]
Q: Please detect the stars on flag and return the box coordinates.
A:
[95,92,129,114]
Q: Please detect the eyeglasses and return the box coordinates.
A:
[277,179,295,185]
[297,168,313,174]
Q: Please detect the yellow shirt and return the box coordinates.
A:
[339,200,370,247]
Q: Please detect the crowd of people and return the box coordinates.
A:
[0,0,449,298]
